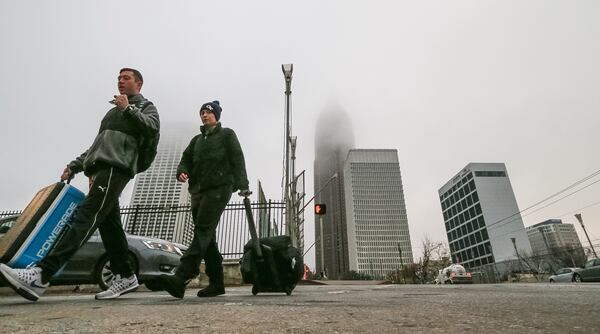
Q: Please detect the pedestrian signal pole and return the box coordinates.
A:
[315,204,327,275]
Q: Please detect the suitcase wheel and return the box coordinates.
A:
[285,287,292,296]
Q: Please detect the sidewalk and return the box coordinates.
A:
[0,279,392,296]
[300,279,391,285]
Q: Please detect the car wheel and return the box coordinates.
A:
[96,253,138,291]
[573,274,581,283]
[549,279,555,283]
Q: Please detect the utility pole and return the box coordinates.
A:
[511,237,524,272]
[575,213,598,259]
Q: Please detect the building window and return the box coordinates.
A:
[474,171,506,177]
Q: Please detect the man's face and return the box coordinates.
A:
[118,71,142,95]
[200,109,218,126]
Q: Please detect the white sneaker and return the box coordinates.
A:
[0,264,49,301]
[95,274,139,300]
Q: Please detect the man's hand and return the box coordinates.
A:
[238,189,252,197]
[60,166,72,181]
[113,94,130,111]
[178,173,189,183]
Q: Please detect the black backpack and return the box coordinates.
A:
[135,101,160,173]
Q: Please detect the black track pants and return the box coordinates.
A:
[39,167,133,282]
[175,186,232,282]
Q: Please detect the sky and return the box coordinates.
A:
[1,1,599,269]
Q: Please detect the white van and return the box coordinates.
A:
[435,264,473,284]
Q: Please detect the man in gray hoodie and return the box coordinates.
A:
[0,68,160,301]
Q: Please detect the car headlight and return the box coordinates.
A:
[142,240,183,256]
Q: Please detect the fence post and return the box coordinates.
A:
[267,199,272,237]
[131,205,140,235]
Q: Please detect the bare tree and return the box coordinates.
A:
[420,238,433,283]
[419,236,451,283]
[550,245,586,268]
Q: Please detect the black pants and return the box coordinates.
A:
[39,167,133,282]
[176,186,232,285]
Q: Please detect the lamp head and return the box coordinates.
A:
[282,63,293,81]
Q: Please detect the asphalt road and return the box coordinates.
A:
[0,283,599,333]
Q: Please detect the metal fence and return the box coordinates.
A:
[0,210,21,219]
[0,200,286,260]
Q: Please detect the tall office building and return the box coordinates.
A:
[343,149,413,278]
[314,108,354,279]
[438,163,532,269]
[526,219,583,256]
[124,125,196,245]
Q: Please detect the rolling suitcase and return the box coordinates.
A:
[0,181,85,268]
[239,194,303,295]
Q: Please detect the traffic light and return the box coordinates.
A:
[315,204,327,215]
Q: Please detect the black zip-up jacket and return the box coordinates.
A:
[177,123,249,194]
[68,94,160,177]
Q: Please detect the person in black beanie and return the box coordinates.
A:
[160,100,250,298]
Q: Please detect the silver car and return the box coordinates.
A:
[0,215,186,291]
[548,267,582,283]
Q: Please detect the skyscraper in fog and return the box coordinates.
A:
[343,149,412,278]
[314,108,354,279]
[438,163,532,269]
[124,125,196,245]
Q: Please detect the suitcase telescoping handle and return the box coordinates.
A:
[60,174,74,184]
[243,193,263,258]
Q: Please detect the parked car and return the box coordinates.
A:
[0,214,186,291]
[0,215,19,239]
[578,258,600,282]
[548,267,582,283]
[435,264,473,284]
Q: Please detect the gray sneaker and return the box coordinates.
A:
[95,274,139,300]
[0,264,49,302]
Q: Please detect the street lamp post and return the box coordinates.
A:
[282,64,295,246]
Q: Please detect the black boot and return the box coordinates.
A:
[159,274,187,299]
[198,259,224,297]
[196,285,225,297]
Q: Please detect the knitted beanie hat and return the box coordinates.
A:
[200,100,222,121]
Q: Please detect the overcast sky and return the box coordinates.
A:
[1,1,599,268]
